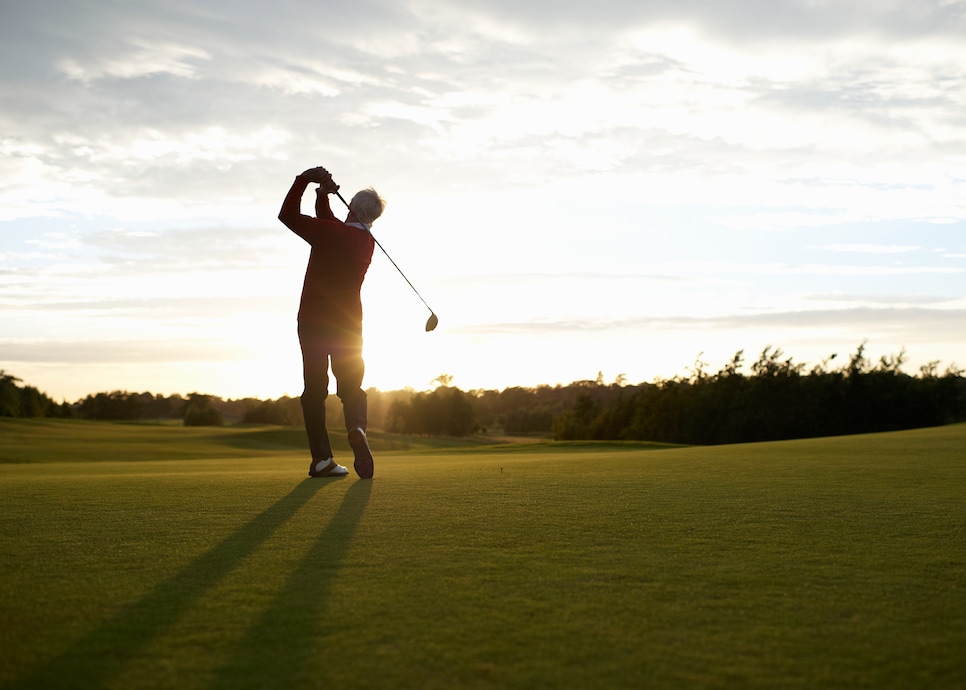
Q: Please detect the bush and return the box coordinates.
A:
[183,393,223,427]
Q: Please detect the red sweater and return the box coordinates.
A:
[278,177,375,331]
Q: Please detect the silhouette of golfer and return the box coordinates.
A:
[278,166,385,479]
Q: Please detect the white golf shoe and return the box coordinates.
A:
[308,458,348,478]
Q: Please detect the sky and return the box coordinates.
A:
[1,0,965,402]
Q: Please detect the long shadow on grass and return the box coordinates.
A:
[209,480,372,690]
[8,478,331,690]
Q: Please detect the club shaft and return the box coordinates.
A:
[333,190,435,314]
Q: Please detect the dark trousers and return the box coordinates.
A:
[298,322,368,461]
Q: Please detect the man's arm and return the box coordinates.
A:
[279,168,347,246]
[278,174,312,229]
[315,188,337,220]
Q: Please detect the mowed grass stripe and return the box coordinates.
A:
[1,423,964,689]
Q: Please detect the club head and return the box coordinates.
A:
[425,313,439,332]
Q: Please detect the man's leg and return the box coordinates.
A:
[298,323,334,464]
[331,332,367,432]
[332,333,373,478]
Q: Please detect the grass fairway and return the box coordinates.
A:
[1,420,964,689]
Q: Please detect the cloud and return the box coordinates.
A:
[2,1,964,397]
[7,296,290,318]
[823,244,921,254]
[803,292,957,306]
[58,41,211,83]
[652,261,962,278]
[403,0,966,45]
[454,306,966,337]
[82,226,294,271]
[714,306,966,332]
[5,0,966,214]
[0,338,251,364]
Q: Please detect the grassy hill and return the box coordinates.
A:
[0,418,519,464]
[1,420,963,689]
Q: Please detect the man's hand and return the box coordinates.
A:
[302,166,341,194]
[300,166,333,184]
[318,177,341,194]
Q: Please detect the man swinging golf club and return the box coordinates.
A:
[278,165,385,479]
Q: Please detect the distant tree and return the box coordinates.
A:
[183,393,223,427]
[0,371,70,419]
[78,391,146,420]
[432,374,454,388]
[503,405,556,434]
[138,392,181,419]
[19,386,48,418]
[242,397,302,426]
[0,371,23,417]
[386,386,476,436]
[551,393,602,440]
[440,387,476,436]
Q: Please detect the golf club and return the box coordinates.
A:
[331,188,439,332]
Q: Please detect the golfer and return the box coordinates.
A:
[278,166,385,479]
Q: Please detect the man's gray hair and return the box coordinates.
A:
[349,188,386,225]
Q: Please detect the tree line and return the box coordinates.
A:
[2,343,963,444]
[551,344,965,444]
[0,371,72,418]
[1,367,610,435]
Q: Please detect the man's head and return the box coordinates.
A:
[348,188,386,225]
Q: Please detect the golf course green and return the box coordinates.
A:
[1,419,964,689]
